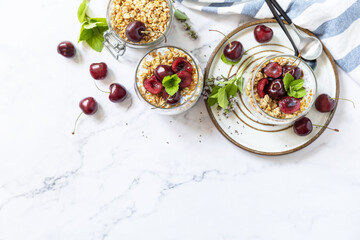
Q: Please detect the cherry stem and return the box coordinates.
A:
[291,52,302,68]
[141,30,167,43]
[72,112,83,135]
[94,80,110,94]
[313,124,339,132]
[331,98,356,108]
[209,29,232,48]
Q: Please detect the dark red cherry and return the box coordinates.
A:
[264,62,283,78]
[144,75,163,94]
[172,57,192,73]
[283,65,302,79]
[163,90,181,105]
[177,70,193,89]
[267,79,286,100]
[257,78,269,98]
[154,65,174,82]
[224,41,243,62]
[80,97,98,115]
[279,96,301,114]
[126,21,146,42]
[90,62,108,80]
[293,117,313,136]
[109,83,127,103]
[57,41,76,58]
[315,93,335,112]
[254,25,273,43]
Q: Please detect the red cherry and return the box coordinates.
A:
[279,96,301,114]
[254,25,273,43]
[80,97,98,115]
[257,78,269,98]
[177,70,193,89]
[264,62,283,78]
[162,90,181,105]
[90,62,108,80]
[154,65,174,82]
[57,41,76,58]
[293,117,313,136]
[126,21,146,42]
[172,57,192,73]
[109,83,127,103]
[144,75,163,94]
[267,79,286,100]
[224,41,243,62]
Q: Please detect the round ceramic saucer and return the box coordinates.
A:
[205,19,339,155]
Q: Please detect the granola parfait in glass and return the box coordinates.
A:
[243,54,317,125]
[135,46,204,115]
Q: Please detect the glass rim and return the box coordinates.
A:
[106,0,174,47]
[250,54,318,121]
[134,45,203,110]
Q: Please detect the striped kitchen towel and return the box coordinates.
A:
[178,0,360,82]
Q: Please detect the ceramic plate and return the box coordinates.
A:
[205,19,339,155]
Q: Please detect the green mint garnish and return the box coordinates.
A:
[283,73,307,98]
[174,9,189,21]
[77,0,108,52]
[162,74,181,96]
[221,53,241,65]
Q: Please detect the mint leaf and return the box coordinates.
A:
[236,77,244,93]
[209,86,221,99]
[174,9,189,21]
[226,83,238,96]
[207,98,217,106]
[290,88,307,98]
[77,0,88,23]
[90,18,108,27]
[221,53,241,65]
[86,32,104,52]
[289,79,304,91]
[162,74,181,96]
[283,73,294,92]
[78,23,93,42]
[83,22,98,29]
[217,87,229,109]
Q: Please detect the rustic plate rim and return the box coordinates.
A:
[204,19,340,156]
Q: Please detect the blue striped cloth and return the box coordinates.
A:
[178,0,360,81]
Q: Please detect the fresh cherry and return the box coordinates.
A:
[279,96,301,114]
[144,75,163,94]
[154,65,174,82]
[293,117,313,136]
[109,83,127,103]
[126,21,146,42]
[72,97,98,135]
[224,41,244,62]
[267,79,286,100]
[264,62,283,78]
[57,41,76,58]
[163,90,181,105]
[254,25,273,43]
[177,70,193,89]
[283,65,302,79]
[257,78,269,98]
[172,57,192,73]
[90,62,108,80]
[315,93,355,112]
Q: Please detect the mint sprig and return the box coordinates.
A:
[162,74,181,96]
[283,73,307,98]
[77,0,109,52]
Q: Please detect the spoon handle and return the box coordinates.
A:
[265,0,299,56]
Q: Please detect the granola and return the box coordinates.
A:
[110,0,171,44]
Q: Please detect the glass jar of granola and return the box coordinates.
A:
[104,0,173,59]
[243,54,317,125]
[135,46,204,115]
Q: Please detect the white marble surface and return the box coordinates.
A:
[1,0,360,239]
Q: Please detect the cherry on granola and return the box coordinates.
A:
[283,65,302,80]
[126,21,146,42]
[177,70,192,89]
[267,79,286,100]
[172,57,192,73]
[264,62,283,78]
[279,96,301,114]
[163,90,181,105]
[144,75,163,94]
[154,65,174,82]
[257,78,269,98]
